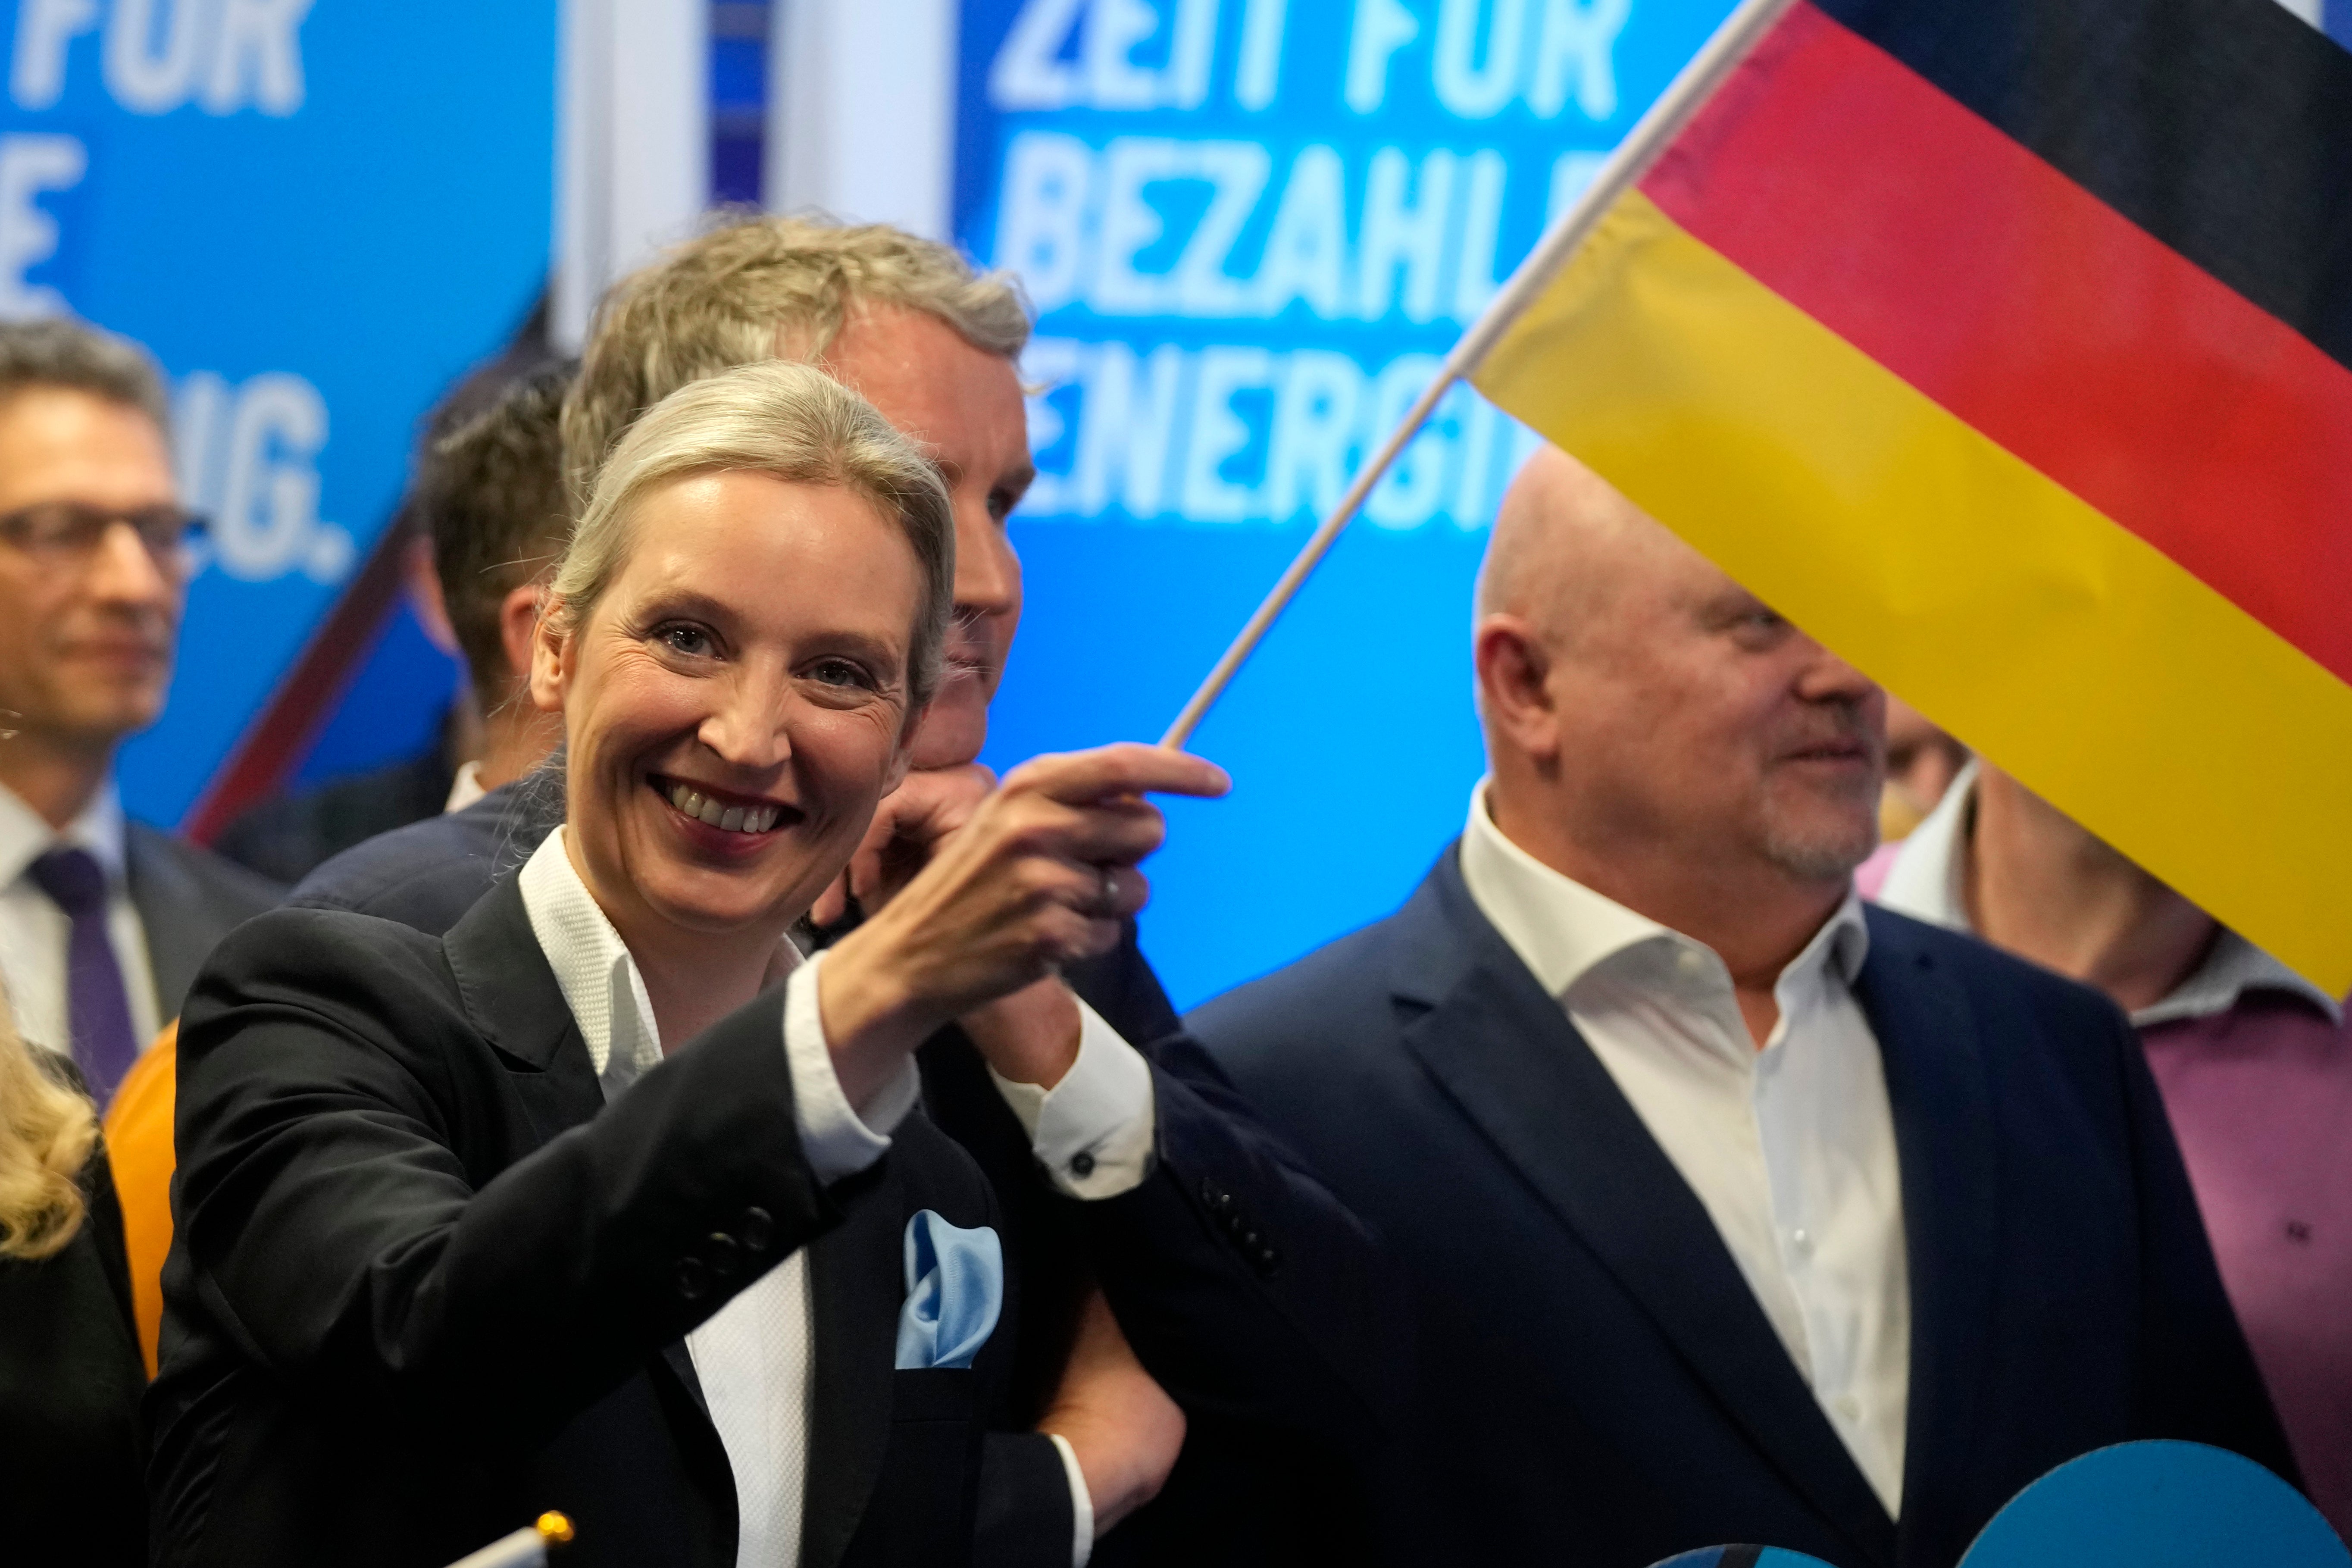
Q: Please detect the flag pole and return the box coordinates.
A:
[1157,0,1798,751]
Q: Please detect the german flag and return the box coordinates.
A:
[1472,0,2352,993]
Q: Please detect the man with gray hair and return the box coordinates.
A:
[0,319,275,1104]
[1189,445,2293,1567]
[562,217,1033,780]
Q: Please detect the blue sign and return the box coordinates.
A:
[1,0,557,828]
[1649,1442,2347,1568]
[1963,1442,2346,1568]
[955,0,1736,1006]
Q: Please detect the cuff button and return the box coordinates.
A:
[704,1233,743,1279]
[741,1208,775,1255]
[675,1257,712,1302]
[1069,1150,1097,1179]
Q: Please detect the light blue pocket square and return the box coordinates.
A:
[895,1210,1003,1371]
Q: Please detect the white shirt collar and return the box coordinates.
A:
[1459,779,1870,1011]
[443,760,487,815]
[517,827,804,1099]
[1875,758,1977,932]
[0,777,129,889]
[2134,935,2341,1028]
[1876,762,2341,1027]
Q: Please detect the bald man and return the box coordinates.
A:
[1187,448,2293,1568]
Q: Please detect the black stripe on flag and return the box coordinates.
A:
[1815,0,2352,374]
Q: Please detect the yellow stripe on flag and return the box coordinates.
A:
[1473,191,2352,995]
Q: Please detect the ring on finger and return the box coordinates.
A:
[1096,863,1121,916]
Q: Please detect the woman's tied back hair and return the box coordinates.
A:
[547,358,957,712]
[562,214,1032,507]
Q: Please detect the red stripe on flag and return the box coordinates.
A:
[1641,0,2352,688]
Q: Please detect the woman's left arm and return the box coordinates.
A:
[171,908,848,1452]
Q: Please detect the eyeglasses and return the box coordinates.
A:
[0,502,207,570]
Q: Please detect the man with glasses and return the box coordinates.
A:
[0,319,276,1105]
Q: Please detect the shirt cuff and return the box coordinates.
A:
[783,953,919,1184]
[1046,1431,1095,1567]
[989,995,1157,1199]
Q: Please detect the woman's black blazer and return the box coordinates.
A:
[0,1123,147,1568]
[150,872,1009,1568]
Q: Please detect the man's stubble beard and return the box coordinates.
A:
[1758,783,1882,884]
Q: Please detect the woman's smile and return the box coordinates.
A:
[649,771,802,851]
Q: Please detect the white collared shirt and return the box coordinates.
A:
[443,760,487,815]
[517,828,1157,1567]
[0,779,162,1057]
[1877,762,2340,1030]
[1458,782,1912,1515]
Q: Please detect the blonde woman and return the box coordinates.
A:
[150,362,1226,1568]
[0,1011,146,1568]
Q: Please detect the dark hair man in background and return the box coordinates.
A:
[1875,760,2352,1536]
[1877,696,1967,842]
[0,320,276,1104]
[288,215,1397,1566]
[402,361,573,809]
[1188,446,2293,1568]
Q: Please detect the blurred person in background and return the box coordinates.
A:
[0,995,145,1568]
[423,359,576,809]
[1875,759,2352,1536]
[1853,696,1969,900]
[288,216,1402,1565]
[0,321,276,1108]
[1877,695,1966,841]
[1189,447,2292,1568]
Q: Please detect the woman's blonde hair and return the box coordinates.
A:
[0,1013,97,1261]
[547,359,957,710]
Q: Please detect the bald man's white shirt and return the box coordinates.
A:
[1458,782,1911,1515]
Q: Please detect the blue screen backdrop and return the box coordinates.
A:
[0,0,557,829]
[954,0,1737,1008]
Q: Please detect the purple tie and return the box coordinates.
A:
[28,846,139,1105]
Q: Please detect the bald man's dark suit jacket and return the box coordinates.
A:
[1187,846,2296,1568]
[288,786,1402,1564]
[151,879,1004,1568]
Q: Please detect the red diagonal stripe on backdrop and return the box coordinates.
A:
[1641,0,2352,688]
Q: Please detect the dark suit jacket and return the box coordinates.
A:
[283,779,557,928]
[1188,846,2296,1568]
[151,876,1008,1568]
[123,821,281,1020]
[211,747,455,886]
[0,1097,146,1568]
[291,786,1405,1563]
